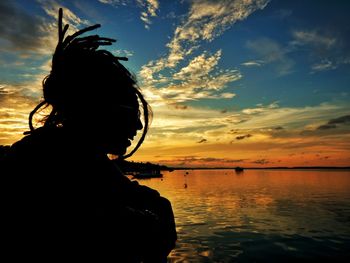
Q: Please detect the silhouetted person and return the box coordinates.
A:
[3,9,176,262]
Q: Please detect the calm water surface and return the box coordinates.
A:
[135,169,350,262]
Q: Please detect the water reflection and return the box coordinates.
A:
[136,169,350,262]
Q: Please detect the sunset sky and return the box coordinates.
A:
[1,0,350,167]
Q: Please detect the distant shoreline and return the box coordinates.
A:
[169,166,350,170]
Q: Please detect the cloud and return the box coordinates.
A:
[173,104,188,110]
[140,50,241,104]
[0,83,38,145]
[98,0,130,4]
[173,50,222,80]
[38,0,92,51]
[311,59,337,72]
[316,124,336,130]
[0,85,15,96]
[0,0,47,54]
[291,29,350,72]
[246,37,294,75]
[98,0,159,29]
[0,68,61,145]
[252,159,269,165]
[132,101,350,167]
[317,115,350,130]
[241,60,264,67]
[292,30,337,49]
[247,29,348,75]
[97,0,136,7]
[238,102,350,131]
[148,104,231,133]
[140,99,350,162]
[328,115,350,125]
[113,49,134,57]
[40,0,89,28]
[0,0,92,57]
[137,0,159,29]
[138,1,270,106]
[242,101,279,115]
[132,100,350,167]
[197,139,207,143]
[236,134,252,140]
[141,0,269,78]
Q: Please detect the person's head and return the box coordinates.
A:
[29,8,151,158]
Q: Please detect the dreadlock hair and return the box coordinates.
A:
[28,8,151,159]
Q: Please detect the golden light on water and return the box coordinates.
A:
[136,169,350,261]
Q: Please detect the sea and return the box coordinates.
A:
[135,169,350,262]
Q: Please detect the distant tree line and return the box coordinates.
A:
[114,159,173,174]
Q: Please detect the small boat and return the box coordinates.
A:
[133,170,163,179]
[235,167,244,172]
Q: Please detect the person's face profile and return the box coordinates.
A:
[97,98,143,156]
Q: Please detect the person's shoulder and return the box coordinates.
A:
[6,127,78,177]
[10,127,65,159]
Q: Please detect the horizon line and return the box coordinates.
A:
[166,166,350,170]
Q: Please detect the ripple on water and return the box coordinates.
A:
[139,170,350,262]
